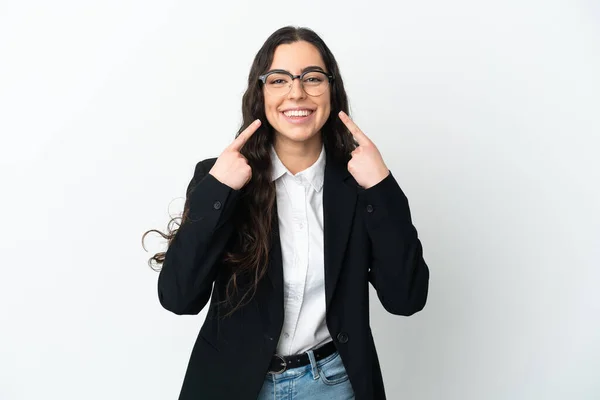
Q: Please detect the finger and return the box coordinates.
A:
[228,119,261,151]
[338,111,370,146]
[229,119,261,151]
[238,153,249,165]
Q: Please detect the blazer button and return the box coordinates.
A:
[337,332,349,343]
[263,333,274,341]
[366,204,374,213]
[213,201,222,210]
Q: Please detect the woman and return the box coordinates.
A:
[144,26,429,400]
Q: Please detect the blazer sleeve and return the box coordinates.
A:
[359,172,430,316]
[157,160,241,315]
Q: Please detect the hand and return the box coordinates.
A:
[339,111,390,189]
[208,119,261,190]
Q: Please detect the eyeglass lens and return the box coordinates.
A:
[264,72,329,96]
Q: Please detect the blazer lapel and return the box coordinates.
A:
[266,200,283,295]
[323,152,358,311]
[258,200,284,336]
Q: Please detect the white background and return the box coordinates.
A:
[1,1,599,399]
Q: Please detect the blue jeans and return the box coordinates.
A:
[257,350,355,399]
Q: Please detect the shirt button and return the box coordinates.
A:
[283,333,290,339]
[213,201,222,210]
[366,204,374,213]
[337,332,349,343]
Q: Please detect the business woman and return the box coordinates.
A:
[144,26,429,400]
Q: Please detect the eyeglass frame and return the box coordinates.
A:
[258,69,334,97]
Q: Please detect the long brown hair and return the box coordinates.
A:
[142,26,357,317]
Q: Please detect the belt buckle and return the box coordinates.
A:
[269,355,287,374]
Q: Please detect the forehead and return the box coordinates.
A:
[269,41,326,74]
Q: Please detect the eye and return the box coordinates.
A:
[303,72,326,85]
[267,73,290,86]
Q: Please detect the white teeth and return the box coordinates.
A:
[283,110,313,117]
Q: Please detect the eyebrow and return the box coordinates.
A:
[265,65,327,75]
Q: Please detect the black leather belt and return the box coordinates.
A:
[267,341,337,374]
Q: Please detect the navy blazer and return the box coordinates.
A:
[158,150,429,400]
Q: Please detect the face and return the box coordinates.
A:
[263,41,331,146]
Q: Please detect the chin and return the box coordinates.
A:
[278,127,320,142]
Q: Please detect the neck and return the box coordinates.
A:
[273,133,322,175]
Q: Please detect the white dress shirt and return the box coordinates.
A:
[270,143,333,356]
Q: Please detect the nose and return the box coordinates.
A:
[287,77,306,100]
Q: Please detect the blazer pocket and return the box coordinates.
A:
[199,324,220,352]
[199,333,219,353]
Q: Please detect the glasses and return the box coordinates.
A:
[259,69,334,97]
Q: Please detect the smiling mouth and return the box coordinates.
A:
[282,109,314,118]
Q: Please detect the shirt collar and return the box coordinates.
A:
[270,143,326,192]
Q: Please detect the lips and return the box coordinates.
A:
[281,109,314,117]
[280,108,315,124]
